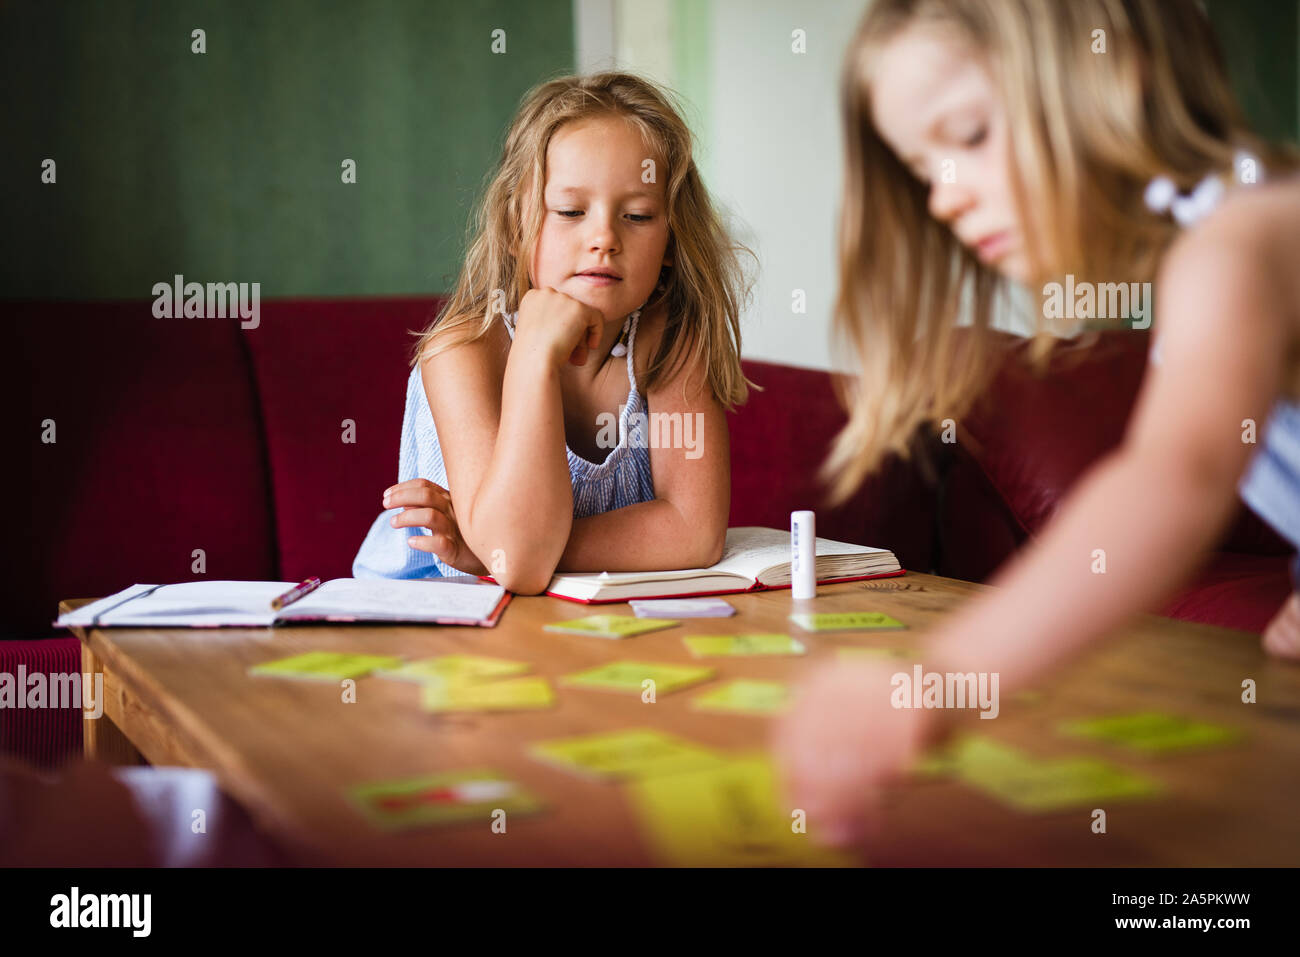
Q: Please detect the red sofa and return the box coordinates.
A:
[5,299,1293,767]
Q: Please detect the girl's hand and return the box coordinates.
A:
[773,659,938,848]
[384,479,490,577]
[514,287,605,368]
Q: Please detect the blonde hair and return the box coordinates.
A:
[824,0,1299,505]
[411,71,754,410]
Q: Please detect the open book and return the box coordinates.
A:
[538,526,902,603]
[56,577,511,629]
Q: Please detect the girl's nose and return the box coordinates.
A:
[927,175,975,226]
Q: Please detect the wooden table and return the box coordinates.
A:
[61,573,1300,866]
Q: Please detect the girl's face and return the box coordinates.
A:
[530,115,672,322]
[868,25,1029,283]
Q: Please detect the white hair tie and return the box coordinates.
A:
[1144,150,1262,227]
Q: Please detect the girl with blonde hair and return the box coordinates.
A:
[777,0,1300,845]
[353,72,751,594]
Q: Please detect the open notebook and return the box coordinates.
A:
[534,526,902,603]
[56,578,511,628]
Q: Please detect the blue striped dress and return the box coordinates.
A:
[352,309,656,579]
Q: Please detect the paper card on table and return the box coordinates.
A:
[683,634,806,657]
[627,754,855,867]
[420,676,556,713]
[959,755,1162,813]
[1058,712,1240,753]
[837,646,914,661]
[349,768,543,830]
[376,654,530,684]
[543,614,679,639]
[561,660,716,695]
[529,728,724,781]
[910,735,1031,779]
[691,679,791,716]
[629,598,736,618]
[789,612,906,632]
[248,651,403,682]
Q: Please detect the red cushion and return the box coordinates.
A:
[244,296,444,582]
[7,300,277,638]
[0,638,82,768]
[1161,552,1294,632]
[727,360,937,572]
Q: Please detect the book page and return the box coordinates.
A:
[282,578,506,622]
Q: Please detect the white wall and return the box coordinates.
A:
[573,0,1031,373]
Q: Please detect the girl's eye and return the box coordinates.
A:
[556,209,583,218]
[626,214,653,223]
[963,125,988,148]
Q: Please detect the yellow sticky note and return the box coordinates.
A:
[692,679,791,715]
[960,755,1162,813]
[377,654,530,683]
[683,634,806,657]
[530,728,724,781]
[1058,712,1240,753]
[789,612,906,632]
[627,754,856,867]
[561,660,716,695]
[911,735,1031,778]
[544,615,679,639]
[248,651,403,682]
[420,676,556,712]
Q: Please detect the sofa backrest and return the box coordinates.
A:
[9,300,278,637]
[729,360,938,573]
[939,327,1292,582]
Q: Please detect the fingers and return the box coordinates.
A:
[382,479,452,511]
[1262,594,1300,659]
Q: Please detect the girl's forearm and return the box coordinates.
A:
[926,446,1243,692]
[464,348,574,591]
[556,498,726,573]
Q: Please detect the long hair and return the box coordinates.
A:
[823,0,1298,505]
[411,71,753,410]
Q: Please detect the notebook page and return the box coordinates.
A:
[56,581,294,627]
[282,578,506,622]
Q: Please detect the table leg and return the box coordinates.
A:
[81,644,143,766]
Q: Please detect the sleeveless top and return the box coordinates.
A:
[1146,161,1300,585]
[352,310,656,579]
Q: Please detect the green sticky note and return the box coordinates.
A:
[960,755,1162,813]
[683,634,806,657]
[561,660,716,695]
[420,676,556,713]
[530,728,724,781]
[1059,712,1240,753]
[248,651,403,681]
[376,654,530,684]
[349,769,543,830]
[789,612,906,632]
[692,679,791,715]
[626,754,855,867]
[544,615,679,639]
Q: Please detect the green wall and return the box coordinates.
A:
[1207,0,1299,144]
[0,0,574,300]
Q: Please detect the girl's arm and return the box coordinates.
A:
[925,200,1291,691]
[423,290,603,594]
[555,331,731,573]
[776,197,1294,845]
